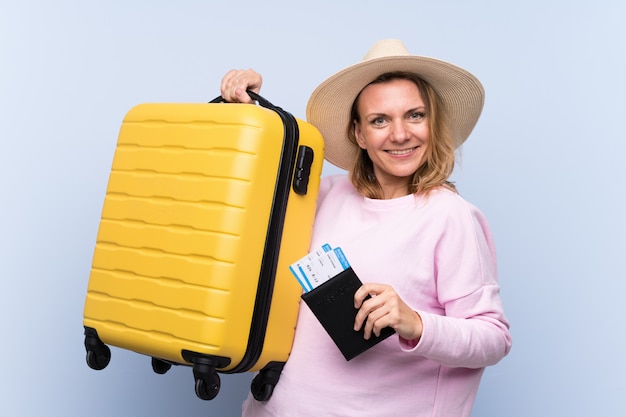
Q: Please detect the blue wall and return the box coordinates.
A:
[2,1,625,415]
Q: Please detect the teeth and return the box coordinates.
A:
[387,148,416,155]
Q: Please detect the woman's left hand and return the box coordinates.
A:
[354,283,423,341]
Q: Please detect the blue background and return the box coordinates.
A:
[2,1,625,415]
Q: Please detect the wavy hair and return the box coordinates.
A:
[348,71,457,199]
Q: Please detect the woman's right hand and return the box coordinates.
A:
[220,69,263,103]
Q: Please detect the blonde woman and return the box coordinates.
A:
[221,39,512,417]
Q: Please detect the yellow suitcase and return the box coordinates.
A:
[82,92,324,400]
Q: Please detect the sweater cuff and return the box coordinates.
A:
[398,309,429,352]
[399,335,420,350]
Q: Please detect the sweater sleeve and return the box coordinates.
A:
[402,200,512,368]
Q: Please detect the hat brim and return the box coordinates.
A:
[305,55,485,171]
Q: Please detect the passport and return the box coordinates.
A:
[294,250,396,361]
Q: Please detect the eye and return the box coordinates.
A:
[409,111,427,121]
[369,116,386,127]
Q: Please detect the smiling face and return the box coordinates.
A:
[354,78,430,199]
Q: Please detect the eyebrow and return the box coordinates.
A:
[364,106,427,118]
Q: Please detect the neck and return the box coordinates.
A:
[381,185,411,199]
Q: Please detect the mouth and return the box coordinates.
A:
[385,146,418,156]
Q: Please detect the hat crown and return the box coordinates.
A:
[362,39,411,61]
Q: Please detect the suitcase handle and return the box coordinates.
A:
[209,90,278,111]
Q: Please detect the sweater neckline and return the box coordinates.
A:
[362,192,417,211]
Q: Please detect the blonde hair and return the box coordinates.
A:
[348,71,457,199]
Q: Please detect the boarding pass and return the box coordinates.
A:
[289,243,351,292]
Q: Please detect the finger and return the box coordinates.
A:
[353,291,375,329]
[233,87,253,104]
[220,69,257,103]
[353,301,369,332]
[354,283,385,308]
[354,294,385,337]
[243,70,262,94]
[220,69,241,101]
[364,305,390,339]
[363,313,377,340]
[354,286,367,309]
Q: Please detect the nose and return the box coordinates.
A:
[390,120,410,143]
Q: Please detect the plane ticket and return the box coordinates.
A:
[289,243,351,292]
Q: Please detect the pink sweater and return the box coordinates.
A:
[242,175,512,417]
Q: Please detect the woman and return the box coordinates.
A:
[221,39,512,417]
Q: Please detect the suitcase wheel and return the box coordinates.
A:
[194,372,220,401]
[151,357,172,375]
[84,327,111,371]
[86,347,111,371]
[182,351,229,400]
[250,375,275,401]
[191,358,221,400]
[250,361,285,401]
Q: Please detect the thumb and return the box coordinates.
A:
[234,88,253,103]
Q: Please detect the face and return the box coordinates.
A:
[354,78,430,199]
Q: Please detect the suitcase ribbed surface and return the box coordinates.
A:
[84,104,284,365]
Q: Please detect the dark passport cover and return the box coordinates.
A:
[301,267,396,361]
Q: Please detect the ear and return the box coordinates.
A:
[354,121,367,149]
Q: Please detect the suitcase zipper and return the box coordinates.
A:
[226,94,300,373]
